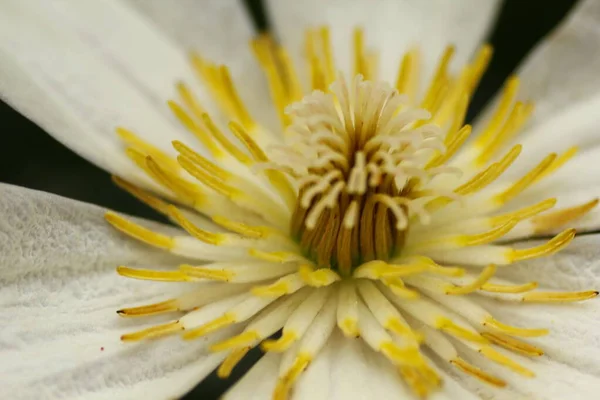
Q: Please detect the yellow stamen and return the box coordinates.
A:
[477,102,527,166]
[144,156,202,204]
[117,266,189,282]
[535,146,578,183]
[177,155,239,197]
[180,264,235,282]
[176,81,206,120]
[212,215,271,239]
[383,278,421,299]
[353,27,368,79]
[421,45,454,110]
[117,299,179,317]
[395,48,420,102]
[445,265,497,295]
[183,313,236,340]
[167,100,223,157]
[111,176,170,215]
[467,44,493,93]
[495,153,557,205]
[248,249,303,263]
[167,206,225,245]
[217,347,251,379]
[273,353,311,400]
[522,290,598,303]
[210,331,260,352]
[474,76,520,148]
[457,220,517,246]
[398,366,432,398]
[298,264,340,287]
[489,197,556,226]
[217,65,256,130]
[426,125,472,169]
[479,346,535,377]
[532,199,599,234]
[201,113,252,165]
[437,318,487,343]
[508,228,576,262]
[120,321,183,342]
[261,331,297,352]
[451,357,506,387]
[172,140,230,181]
[481,332,544,357]
[481,281,538,294]
[116,127,180,174]
[105,212,174,249]
[380,342,423,367]
[483,317,548,337]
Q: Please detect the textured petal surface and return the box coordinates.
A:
[265,0,501,87]
[0,0,260,191]
[0,184,224,399]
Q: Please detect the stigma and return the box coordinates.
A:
[106,26,598,400]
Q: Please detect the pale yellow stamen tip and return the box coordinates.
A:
[120,321,183,342]
[179,264,235,282]
[437,318,487,343]
[481,332,544,357]
[117,299,178,317]
[451,357,507,387]
[445,264,496,294]
[480,346,535,377]
[261,331,297,352]
[251,281,291,297]
[210,331,260,352]
[217,347,251,379]
[299,264,341,287]
[508,228,576,262]
[183,313,235,340]
[105,212,174,249]
[483,317,548,337]
[273,354,311,400]
[116,266,189,282]
[522,290,599,303]
[340,318,360,338]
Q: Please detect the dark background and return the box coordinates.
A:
[0,0,580,398]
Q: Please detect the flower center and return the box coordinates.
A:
[269,76,458,275]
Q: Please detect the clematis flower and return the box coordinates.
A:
[2,0,600,399]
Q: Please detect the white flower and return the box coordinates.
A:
[1,1,600,399]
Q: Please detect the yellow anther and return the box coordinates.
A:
[251,281,292,297]
[229,121,297,210]
[176,81,206,120]
[248,249,303,263]
[489,197,556,226]
[116,127,180,174]
[454,162,498,196]
[408,256,465,277]
[309,55,327,92]
[167,206,225,245]
[481,332,544,357]
[475,75,520,149]
[535,146,578,183]
[532,199,599,234]
[217,346,251,379]
[483,317,548,337]
[479,346,535,377]
[183,313,236,340]
[446,93,469,142]
[273,353,311,400]
[477,102,527,166]
[398,364,441,398]
[467,44,493,93]
[481,281,538,294]
[167,100,223,157]
[144,155,201,203]
[111,176,170,215]
[339,318,360,338]
[217,65,256,130]
[451,357,506,387]
[117,299,179,318]
[421,45,455,110]
[189,52,229,113]
[277,46,303,103]
[177,155,239,197]
[445,265,497,295]
[210,331,260,352]
[386,318,419,340]
[495,153,557,205]
[319,26,336,83]
[298,265,340,287]
[179,264,235,282]
[508,228,576,262]
[437,318,487,343]
[457,220,517,246]
[117,266,189,282]
[380,342,423,367]
[120,321,183,342]
[201,113,252,165]
[395,47,420,102]
[426,125,472,169]
[212,215,271,239]
[522,290,599,303]
[171,140,230,181]
[261,331,297,352]
[352,27,368,79]
[383,278,421,299]
[105,212,174,249]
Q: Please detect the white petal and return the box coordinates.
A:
[126,0,278,131]
[0,184,227,399]
[0,0,262,190]
[265,0,501,86]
